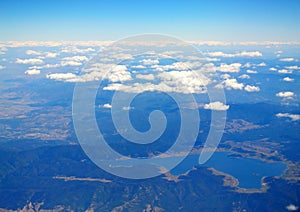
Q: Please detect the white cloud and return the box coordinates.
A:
[220,74,231,79]
[243,62,252,68]
[61,46,96,54]
[276,113,300,121]
[246,69,257,74]
[256,62,266,67]
[46,73,77,81]
[286,204,299,211]
[244,85,260,92]
[16,58,44,65]
[45,52,58,58]
[218,63,242,73]
[60,55,89,66]
[203,101,229,111]
[136,74,155,80]
[0,65,5,70]
[140,58,159,66]
[25,69,41,75]
[26,50,41,55]
[276,91,295,98]
[131,65,146,69]
[269,67,277,71]
[206,51,262,58]
[221,78,244,90]
[275,50,282,57]
[280,58,296,62]
[122,106,134,110]
[239,74,250,79]
[285,65,300,70]
[278,69,293,74]
[283,77,294,82]
[100,103,112,109]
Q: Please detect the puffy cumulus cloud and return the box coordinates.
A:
[239,74,250,79]
[276,91,295,98]
[243,62,252,68]
[206,51,262,58]
[283,77,294,82]
[244,85,260,92]
[269,67,277,71]
[274,50,282,57]
[16,58,44,65]
[285,65,300,70]
[45,52,58,58]
[136,74,155,81]
[276,113,300,121]
[131,65,146,69]
[157,70,210,92]
[60,55,89,66]
[26,50,41,55]
[106,65,132,82]
[203,101,229,111]
[246,69,257,74]
[25,69,41,75]
[256,62,266,67]
[217,63,242,73]
[286,204,299,211]
[220,78,244,90]
[26,50,58,58]
[220,74,231,79]
[0,65,5,70]
[280,58,296,62]
[61,46,96,54]
[46,73,77,81]
[140,58,159,66]
[99,103,112,109]
[278,69,293,74]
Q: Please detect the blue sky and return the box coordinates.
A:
[0,0,300,41]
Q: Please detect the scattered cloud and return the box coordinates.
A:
[60,55,89,66]
[206,51,262,58]
[246,69,257,74]
[26,50,41,55]
[283,77,294,82]
[256,62,266,67]
[278,69,293,74]
[61,46,96,54]
[203,101,229,111]
[99,103,112,109]
[16,58,44,65]
[286,204,299,211]
[276,113,300,121]
[0,65,5,70]
[280,57,296,62]
[46,73,77,81]
[45,52,59,58]
[25,69,41,75]
[131,65,146,69]
[140,58,159,66]
[244,85,260,92]
[285,65,300,70]
[276,91,295,98]
[221,78,244,90]
[136,74,155,80]
[274,50,282,57]
[218,63,242,73]
[122,106,134,110]
[239,74,250,79]
[269,67,277,71]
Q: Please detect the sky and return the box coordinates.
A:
[0,0,300,42]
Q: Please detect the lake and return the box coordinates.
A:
[170,152,287,189]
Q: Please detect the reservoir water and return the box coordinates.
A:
[170,152,287,189]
